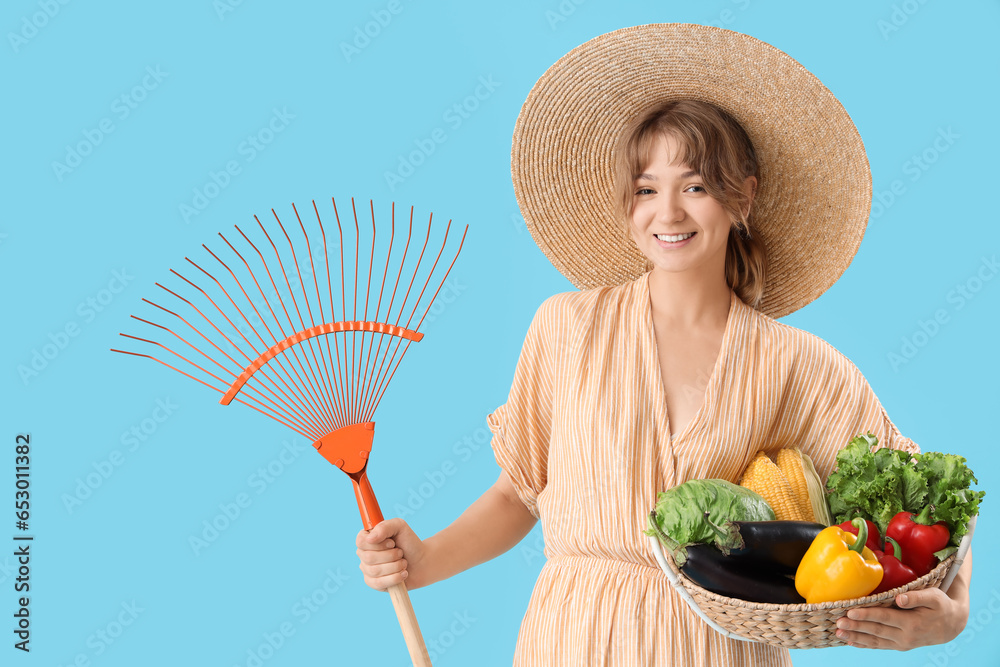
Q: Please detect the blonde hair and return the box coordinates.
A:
[612,99,767,309]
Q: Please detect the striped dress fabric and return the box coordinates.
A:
[487,271,920,666]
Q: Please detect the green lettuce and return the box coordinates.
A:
[825,434,984,546]
[644,479,775,565]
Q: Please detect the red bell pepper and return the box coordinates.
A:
[885,507,950,576]
[871,537,919,594]
[837,518,881,553]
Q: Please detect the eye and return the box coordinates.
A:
[685,185,706,193]
[634,187,654,196]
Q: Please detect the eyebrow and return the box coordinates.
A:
[635,169,700,181]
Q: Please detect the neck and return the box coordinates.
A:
[646,267,732,329]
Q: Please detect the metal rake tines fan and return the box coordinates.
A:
[112,197,468,667]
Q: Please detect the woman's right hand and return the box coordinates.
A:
[356,518,429,591]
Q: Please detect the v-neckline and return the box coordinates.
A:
[641,272,739,442]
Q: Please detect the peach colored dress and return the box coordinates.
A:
[487,271,919,666]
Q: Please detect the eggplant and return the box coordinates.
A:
[723,521,825,574]
[680,543,806,604]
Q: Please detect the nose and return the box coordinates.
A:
[654,189,685,225]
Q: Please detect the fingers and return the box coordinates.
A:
[895,589,946,611]
[355,518,412,592]
[845,605,906,630]
[837,589,963,650]
[360,553,408,577]
[357,546,405,567]
[836,625,899,650]
[355,517,405,550]
[359,553,409,591]
[836,613,903,649]
[363,566,408,592]
[356,532,394,551]
[845,589,946,629]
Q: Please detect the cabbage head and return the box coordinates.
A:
[644,479,774,565]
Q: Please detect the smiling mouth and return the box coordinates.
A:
[655,232,695,243]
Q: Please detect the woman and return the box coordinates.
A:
[356,25,972,665]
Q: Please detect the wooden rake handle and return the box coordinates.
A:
[352,468,432,666]
[387,581,432,666]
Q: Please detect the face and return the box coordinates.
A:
[629,133,755,280]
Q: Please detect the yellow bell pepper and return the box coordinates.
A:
[795,518,883,604]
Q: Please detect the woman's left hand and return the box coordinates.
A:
[835,586,968,650]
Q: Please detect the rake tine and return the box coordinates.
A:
[348,198,362,424]
[359,212,434,416]
[413,223,469,332]
[331,197,354,428]
[124,315,330,438]
[293,202,347,430]
[363,221,469,423]
[214,232,337,432]
[259,212,338,434]
[359,206,414,423]
[158,267,335,434]
[402,218,453,333]
[238,222,336,436]
[358,202,396,430]
[313,199,350,430]
[272,207,340,431]
[354,200,378,426]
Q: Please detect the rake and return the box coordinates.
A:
[111,197,468,667]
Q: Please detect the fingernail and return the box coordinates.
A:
[836,630,845,639]
[387,540,394,549]
[402,571,408,579]
[899,594,908,605]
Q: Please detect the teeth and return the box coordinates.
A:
[656,232,694,243]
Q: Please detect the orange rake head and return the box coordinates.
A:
[112,198,468,531]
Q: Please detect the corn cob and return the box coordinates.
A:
[776,448,815,522]
[795,448,833,526]
[739,452,808,522]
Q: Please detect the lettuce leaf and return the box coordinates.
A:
[825,434,984,546]
[916,451,984,544]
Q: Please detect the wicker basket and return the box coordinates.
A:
[647,516,975,649]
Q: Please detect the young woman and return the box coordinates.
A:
[356,25,972,665]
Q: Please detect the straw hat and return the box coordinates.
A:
[511,23,871,318]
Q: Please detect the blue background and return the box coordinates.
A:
[3,1,998,665]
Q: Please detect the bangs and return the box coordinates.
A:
[630,125,703,183]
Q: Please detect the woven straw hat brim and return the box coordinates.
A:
[511,23,871,319]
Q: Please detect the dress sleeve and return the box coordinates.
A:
[487,296,559,520]
[777,334,921,482]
